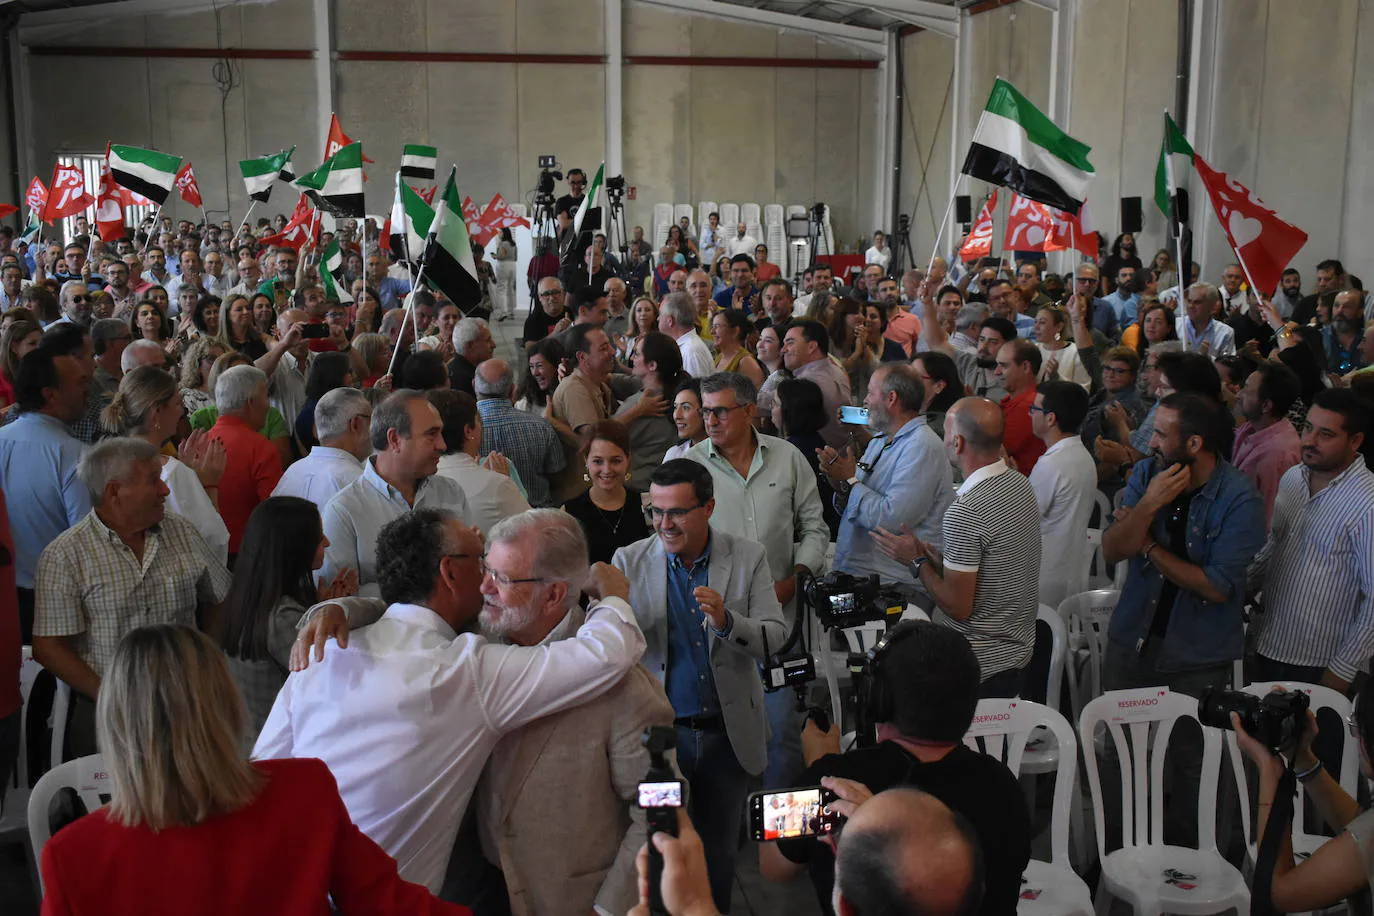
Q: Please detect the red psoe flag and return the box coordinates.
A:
[412,185,436,206]
[1193,154,1308,296]
[958,190,998,262]
[175,162,204,208]
[259,194,319,250]
[25,177,47,215]
[95,159,128,241]
[324,114,374,164]
[1003,193,1053,251]
[42,163,95,224]
[1042,199,1099,260]
[482,193,530,231]
[0,205,16,220]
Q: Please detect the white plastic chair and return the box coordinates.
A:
[697,202,718,238]
[763,203,784,229]
[673,204,695,241]
[741,203,762,242]
[28,753,110,893]
[1083,490,1116,591]
[718,202,739,230]
[1226,681,1359,867]
[964,699,1093,916]
[1057,589,1119,719]
[50,680,70,771]
[0,649,44,838]
[652,203,673,253]
[1080,690,1249,915]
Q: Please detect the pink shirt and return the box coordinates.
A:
[1233,419,1302,526]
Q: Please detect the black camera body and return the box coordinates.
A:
[803,572,897,629]
[1199,687,1310,751]
[638,726,680,916]
[605,174,626,192]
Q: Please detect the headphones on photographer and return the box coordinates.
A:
[854,621,922,725]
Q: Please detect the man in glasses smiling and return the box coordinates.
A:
[54,280,94,329]
[613,458,785,912]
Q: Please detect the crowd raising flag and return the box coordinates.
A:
[95,159,128,242]
[961,78,1095,215]
[42,163,94,223]
[389,173,435,265]
[400,145,438,183]
[108,145,182,206]
[259,195,318,250]
[174,162,204,209]
[319,237,354,304]
[294,142,365,218]
[240,148,295,203]
[958,190,998,261]
[422,167,482,311]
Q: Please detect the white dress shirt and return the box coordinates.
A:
[725,235,758,258]
[865,245,891,270]
[203,272,233,299]
[676,332,715,379]
[1027,436,1098,607]
[269,352,309,438]
[271,445,364,509]
[435,452,531,535]
[320,459,471,596]
[252,597,647,893]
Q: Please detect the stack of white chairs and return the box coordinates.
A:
[718,202,739,230]
[652,203,674,253]
[673,204,695,240]
[741,203,763,246]
[763,204,786,273]
[1057,588,1118,720]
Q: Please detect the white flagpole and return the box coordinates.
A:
[928,106,988,277]
[237,200,259,239]
[385,266,429,378]
[140,201,166,256]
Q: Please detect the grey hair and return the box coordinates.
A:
[78,436,160,501]
[314,387,370,442]
[876,363,925,413]
[1186,282,1220,305]
[60,279,87,305]
[488,509,589,603]
[90,318,128,354]
[121,339,165,374]
[473,362,515,398]
[1150,340,1184,357]
[951,400,1003,453]
[379,310,405,336]
[214,364,268,413]
[370,388,429,452]
[659,291,698,329]
[700,371,757,406]
[954,306,986,333]
[453,317,489,352]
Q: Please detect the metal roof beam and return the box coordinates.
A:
[633,0,887,54]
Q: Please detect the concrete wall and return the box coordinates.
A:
[13,0,878,245]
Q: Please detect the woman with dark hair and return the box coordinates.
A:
[561,420,651,565]
[130,297,174,348]
[219,497,356,739]
[0,318,41,408]
[492,227,518,320]
[911,350,963,439]
[663,377,707,462]
[1123,300,1178,357]
[515,337,565,414]
[183,294,222,343]
[250,292,278,342]
[711,309,765,387]
[37,624,461,915]
[222,293,267,360]
[296,350,356,451]
[710,254,731,295]
[772,377,840,538]
[665,225,697,270]
[352,286,382,335]
[617,332,683,479]
[1100,233,1143,291]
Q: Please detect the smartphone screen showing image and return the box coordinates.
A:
[748,787,841,841]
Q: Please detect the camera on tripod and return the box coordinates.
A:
[1199,686,1310,751]
[535,155,562,202]
[804,572,894,629]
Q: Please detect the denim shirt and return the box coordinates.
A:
[1108,458,1266,672]
[665,541,719,718]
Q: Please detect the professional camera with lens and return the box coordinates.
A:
[535,155,563,201]
[605,174,626,193]
[1199,686,1310,751]
[802,572,895,629]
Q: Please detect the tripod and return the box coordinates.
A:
[604,185,629,267]
[806,203,830,268]
[527,191,559,315]
[891,213,916,275]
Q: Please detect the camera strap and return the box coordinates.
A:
[1252,762,1298,916]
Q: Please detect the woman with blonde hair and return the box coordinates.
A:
[352,331,392,388]
[178,336,230,414]
[37,624,466,914]
[1032,305,1092,389]
[101,366,230,563]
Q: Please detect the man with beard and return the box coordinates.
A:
[1249,389,1374,696]
[1323,290,1367,377]
[1101,392,1265,846]
[1271,268,1303,320]
[1294,259,1348,326]
[822,364,953,603]
[875,275,921,357]
[919,290,1012,401]
[523,276,567,345]
[1232,361,1303,525]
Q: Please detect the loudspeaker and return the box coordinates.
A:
[955,195,972,225]
[1120,196,1143,234]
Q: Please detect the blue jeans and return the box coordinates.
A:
[763,687,804,790]
[676,724,749,914]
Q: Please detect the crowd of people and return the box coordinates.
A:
[1,186,1373,916]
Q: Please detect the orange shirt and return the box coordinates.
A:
[1000,385,1046,475]
[209,414,283,554]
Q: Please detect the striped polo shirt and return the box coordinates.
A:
[939,459,1043,679]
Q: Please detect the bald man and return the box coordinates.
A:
[834,788,982,916]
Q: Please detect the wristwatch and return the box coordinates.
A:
[908,557,928,577]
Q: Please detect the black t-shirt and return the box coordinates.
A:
[522,306,562,344]
[776,742,1031,915]
[555,194,584,220]
[1149,489,1195,640]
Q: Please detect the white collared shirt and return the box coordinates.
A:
[252,597,647,893]
[435,452,531,535]
[320,459,470,595]
[272,445,365,509]
[1027,436,1098,607]
[677,331,715,378]
[956,457,1011,497]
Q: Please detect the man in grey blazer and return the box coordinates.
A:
[613,459,787,914]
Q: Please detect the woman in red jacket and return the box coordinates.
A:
[38,624,468,916]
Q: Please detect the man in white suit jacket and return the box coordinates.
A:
[613,458,786,913]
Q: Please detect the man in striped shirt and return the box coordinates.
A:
[872,397,1041,698]
[1252,389,1374,694]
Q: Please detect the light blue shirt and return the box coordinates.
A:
[833,416,954,589]
[1012,313,1037,340]
[320,457,471,596]
[1176,315,1237,357]
[1104,289,1140,327]
[0,412,91,588]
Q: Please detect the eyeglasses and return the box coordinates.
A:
[1028,405,1049,414]
[479,557,550,588]
[539,291,563,298]
[700,404,747,421]
[1102,365,1132,376]
[71,296,89,303]
[1075,277,1097,284]
[649,504,703,521]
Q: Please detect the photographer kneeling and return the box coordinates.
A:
[758,621,1030,915]
[1236,679,1374,912]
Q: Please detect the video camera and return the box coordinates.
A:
[535,155,562,202]
[803,571,898,629]
[1199,687,1310,752]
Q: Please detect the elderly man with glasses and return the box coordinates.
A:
[614,458,786,913]
[1068,263,1120,340]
